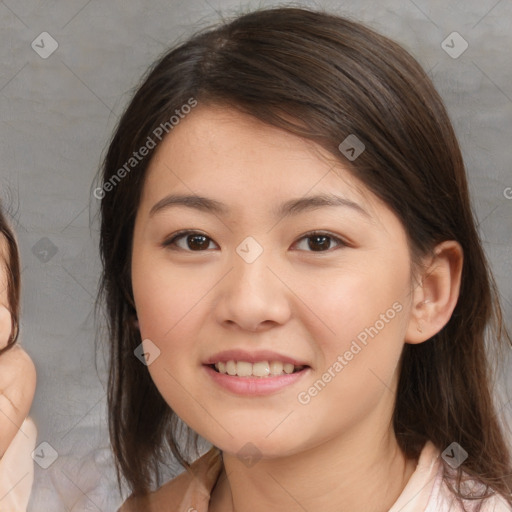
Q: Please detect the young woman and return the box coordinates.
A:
[95,7,512,511]
[0,204,37,512]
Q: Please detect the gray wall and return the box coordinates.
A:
[1,0,510,510]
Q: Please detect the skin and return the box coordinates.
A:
[0,234,36,460]
[129,105,463,512]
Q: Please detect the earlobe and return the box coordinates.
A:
[129,313,139,330]
[405,240,463,345]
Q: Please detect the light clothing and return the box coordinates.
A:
[389,441,511,512]
[0,417,37,512]
[120,440,512,511]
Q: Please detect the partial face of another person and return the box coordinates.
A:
[131,105,418,457]
[0,235,13,350]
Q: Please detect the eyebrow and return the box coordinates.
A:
[149,193,370,219]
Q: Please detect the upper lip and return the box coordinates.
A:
[203,349,310,367]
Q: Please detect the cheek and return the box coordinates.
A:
[132,248,193,336]
[131,259,206,422]
[302,257,410,395]
[131,252,214,372]
[292,286,408,444]
[303,260,409,344]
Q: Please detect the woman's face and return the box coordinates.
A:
[131,105,416,458]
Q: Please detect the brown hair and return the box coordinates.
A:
[95,6,512,506]
[0,201,21,355]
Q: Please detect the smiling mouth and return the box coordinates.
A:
[208,360,308,378]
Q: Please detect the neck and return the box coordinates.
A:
[210,410,417,512]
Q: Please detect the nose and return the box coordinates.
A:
[213,246,292,333]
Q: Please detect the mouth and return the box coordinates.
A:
[207,360,308,378]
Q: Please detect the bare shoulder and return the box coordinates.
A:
[0,345,36,458]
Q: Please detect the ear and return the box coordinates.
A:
[405,240,463,344]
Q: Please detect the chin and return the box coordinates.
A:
[208,431,305,461]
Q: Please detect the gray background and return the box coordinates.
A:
[0,0,511,510]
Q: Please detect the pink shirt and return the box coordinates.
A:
[120,441,511,511]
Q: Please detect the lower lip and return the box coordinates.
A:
[203,365,310,396]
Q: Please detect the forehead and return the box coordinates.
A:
[141,105,378,217]
[150,105,339,174]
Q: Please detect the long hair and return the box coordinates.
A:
[95,6,512,505]
[0,202,21,355]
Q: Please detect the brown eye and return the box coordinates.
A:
[293,231,346,252]
[162,230,347,253]
[163,231,217,251]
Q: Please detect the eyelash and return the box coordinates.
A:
[161,230,349,253]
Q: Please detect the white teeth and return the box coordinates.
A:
[226,360,237,376]
[269,361,284,375]
[236,361,253,377]
[213,360,305,378]
[283,363,294,374]
[252,361,270,377]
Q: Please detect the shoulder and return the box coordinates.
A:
[0,345,36,458]
[430,481,512,512]
[483,494,512,511]
[393,441,511,512]
[118,446,223,512]
[424,451,512,512]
